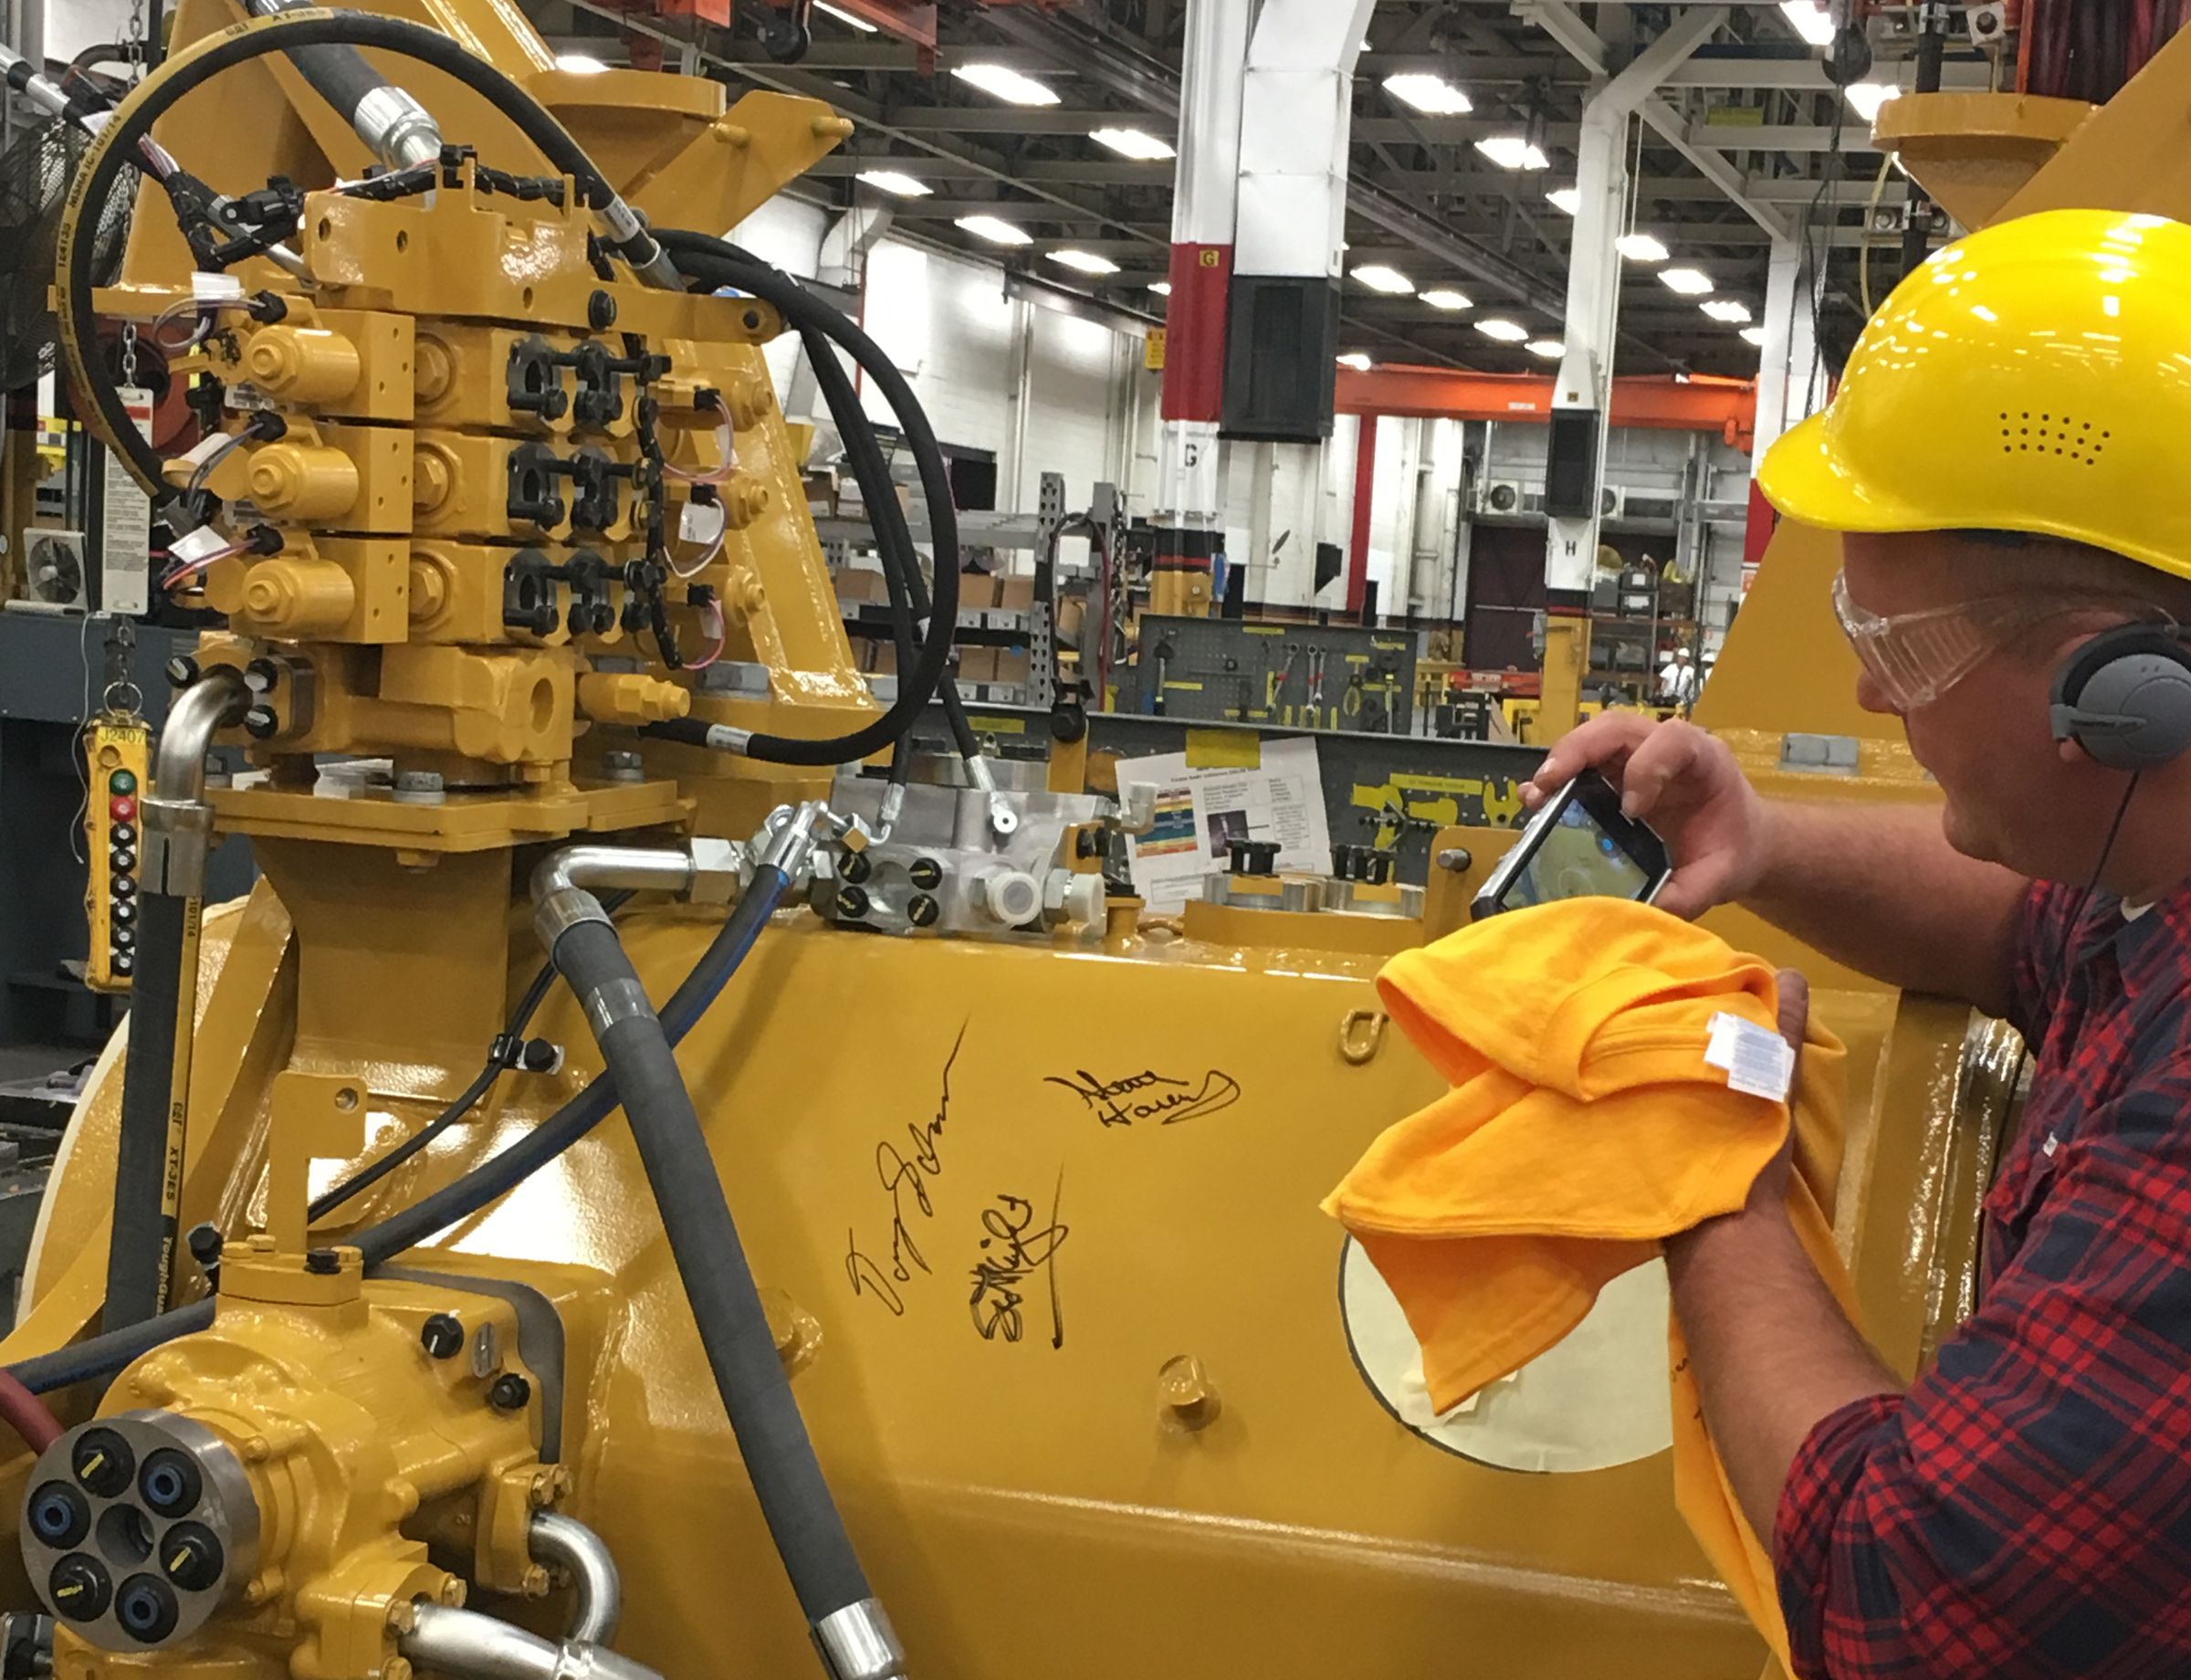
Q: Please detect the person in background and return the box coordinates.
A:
[1656,645,1700,709]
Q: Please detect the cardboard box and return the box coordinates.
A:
[995,575,1034,611]
[957,571,999,609]
[1057,597,1086,642]
[994,651,1032,686]
[836,567,890,604]
[957,647,1000,683]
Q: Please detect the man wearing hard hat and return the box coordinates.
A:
[1527,207,2191,1677]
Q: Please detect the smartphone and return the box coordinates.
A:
[1472,770,1672,921]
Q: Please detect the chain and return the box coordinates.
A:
[124,0,148,78]
[121,320,139,389]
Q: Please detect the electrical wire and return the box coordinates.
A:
[662,396,734,485]
[1860,153,1895,316]
[686,598,726,671]
[666,502,728,580]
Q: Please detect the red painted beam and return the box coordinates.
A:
[1347,414,1378,616]
[1336,364,1758,451]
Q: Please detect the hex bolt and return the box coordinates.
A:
[907,857,944,890]
[392,770,446,806]
[834,885,870,919]
[907,894,940,929]
[185,1223,224,1288]
[419,1313,465,1360]
[487,1373,532,1412]
[586,289,617,330]
[601,750,645,783]
[304,1247,341,1276]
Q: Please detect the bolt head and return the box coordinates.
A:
[487,1372,532,1412]
[304,1247,341,1276]
[587,289,617,330]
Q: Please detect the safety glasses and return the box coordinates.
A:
[1829,569,2165,711]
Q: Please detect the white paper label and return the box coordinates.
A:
[1704,1011,1797,1103]
[100,387,154,615]
[191,270,246,304]
[168,525,232,565]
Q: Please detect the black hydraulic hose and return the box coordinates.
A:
[58,9,655,493]
[658,228,963,763]
[102,894,188,1332]
[11,875,787,1395]
[801,321,982,769]
[545,912,871,1631]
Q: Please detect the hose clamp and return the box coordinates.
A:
[812,1599,907,1680]
[582,977,655,1037]
[534,887,611,955]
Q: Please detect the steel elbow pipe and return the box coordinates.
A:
[532,1511,621,1645]
[398,1602,664,1680]
[141,667,250,898]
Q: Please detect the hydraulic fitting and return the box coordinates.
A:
[240,325,361,404]
[246,442,359,520]
[239,558,356,638]
[574,672,690,727]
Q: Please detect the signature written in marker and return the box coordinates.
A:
[968,1186,1069,1345]
[845,1021,968,1317]
[1043,1066,1242,1129]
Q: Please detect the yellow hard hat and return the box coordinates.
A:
[1758,207,2191,582]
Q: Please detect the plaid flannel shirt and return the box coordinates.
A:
[1776,880,2191,1678]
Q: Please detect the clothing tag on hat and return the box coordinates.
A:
[1704,1012,1796,1103]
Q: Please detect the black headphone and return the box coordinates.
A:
[2049,624,2191,770]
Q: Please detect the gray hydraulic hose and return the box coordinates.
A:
[532,1512,621,1645]
[236,0,442,169]
[399,1602,661,1680]
[535,898,905,1679]
[103,667,249,1331]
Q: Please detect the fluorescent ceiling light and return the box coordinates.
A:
[554,52,610,73]
[1527,339,1565,360]
[1337,353,1374,372]
[1778,1,1836,47]
[1421,289,1473,312]
[1090,127,1174,161]
[1701,299,1754,323]
[857,169,932,198]
[1352,264,1416,295]
[1844,81,1903,123]
[953,63,1061,106]
[815,1,878,30]
[1383,72,1473,116]
[956,215,1033,247]
[1475,135,1550,171]
[1148,280,1172,297]
[1475,318,1530,343]
[1659,267,1714,296]
[1741,325,1767,347]
[1546,185,1581,215]
[1048,248,1119,276]
[1617,232,1670,263]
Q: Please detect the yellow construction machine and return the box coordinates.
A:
[0,3,2175,1675]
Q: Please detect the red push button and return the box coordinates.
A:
[109,796,136,823]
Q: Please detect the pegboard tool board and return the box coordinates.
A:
[1134,616,1418,733]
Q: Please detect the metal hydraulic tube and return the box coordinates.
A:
[103,667,250,1330]
[532,1513,622,1645]
[399,1602,664,1680]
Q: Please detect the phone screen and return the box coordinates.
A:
[1498,796,1654,912]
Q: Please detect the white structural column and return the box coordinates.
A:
[1233,0,1378,289]
[1156,0,1253,530]
[1751,233,1828,467]
[1542,5,1725,592]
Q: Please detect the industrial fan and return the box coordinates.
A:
[21,529,89,610]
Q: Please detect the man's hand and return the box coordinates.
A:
[1521,713,1774,919]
